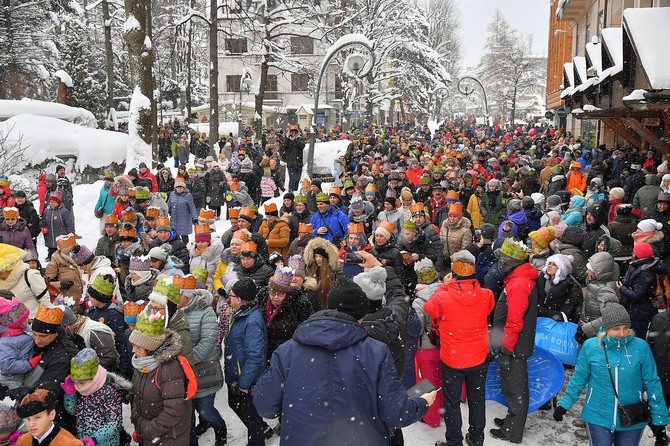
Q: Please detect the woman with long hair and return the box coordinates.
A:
[303,237,340,310]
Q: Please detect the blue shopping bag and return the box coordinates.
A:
[534,317,580,366]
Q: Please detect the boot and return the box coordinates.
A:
[195,420,212,436]
[214,428,227,446]
[574,428,588,440]
[572,418,586,428]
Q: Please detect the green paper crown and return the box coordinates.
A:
[91,274,115,297]
[135,312,165,338]
[402,219,418,232]
[316,192,329,202]
[500,238,528,261]
[153,280,181,306]
[191,266,208,284]
[343,179,354,190]
[294,194,307,204]
[414,258,436,284]
[420,176,431,185]
[134,187,152,200]
[70,357,98,381]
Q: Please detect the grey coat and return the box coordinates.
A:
[41,204,75,249]
[183,289,222,397]
[579,252,620,337]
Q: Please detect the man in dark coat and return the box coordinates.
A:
[489,239,538,444]
[150,219,190,272]
[252,275,433,446]
[14,190,40,248]
[582,201,610,257]
[279,128,305,192]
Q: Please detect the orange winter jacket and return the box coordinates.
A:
[424,279,495,369]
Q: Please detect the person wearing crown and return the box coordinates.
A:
[258,203,290,260]
[234,242,273,289]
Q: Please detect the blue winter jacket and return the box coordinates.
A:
[497,209,527,238]
[0,330,33,389]
[167,189,197,236]
[94,185,116,216]
[562,196,587,227]
[309,205,350,243]
[253,311,429,446]
[558,333,669,431]
[224,304,267,390]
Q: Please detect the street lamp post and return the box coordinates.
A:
[307,34,375,176]
[457,75,488,117]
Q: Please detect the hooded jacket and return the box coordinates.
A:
[44,250,84,301]
[252,311,428,446]
[582,201,610,257]
[425,279,494,368]
[579,252,620,337]
[257,286,313,357]
[224,303,267,390]
[562,196,586,227]
[633,174,661,218]
[131,329,191,446]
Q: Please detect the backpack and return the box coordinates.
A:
[154,354,198,399]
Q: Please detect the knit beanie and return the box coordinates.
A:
[327,276,369,320]
[0,397,18,434]
[546,195,562,208]
[507,199,522,212]
[287,255,306,278]
[70,348,99,382]
[194,224,212,243]
[375,221,395,240]
[231,277,257,301]
[0,300,29,330]
[148,243,172,262]
[658,192,670,203]
[269,267,294,294]
[528,226,556,249]
[128,312,166,352]
[637,219,662,232]
[601,303,631,330]
[414,258,437,284]
[633,242,654,260]
[609,187,625,201]
[16,389,57,419]
[352,266,387,302]
[451,250,476,279]
[88,274,115,303]
[479,223,496,244]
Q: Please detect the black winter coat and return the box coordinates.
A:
[647,309,670,395]
[257,287,313,356]
[620,257,659,331]
[16,200,40,239]
[372,242,404,284]
[280,137,305,169]
[536,274,581,322]
[234,260,273,288]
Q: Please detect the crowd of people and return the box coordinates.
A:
[0,119,670,446]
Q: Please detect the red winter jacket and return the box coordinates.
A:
[139,170,158,192]
[499,263,539,355]
[424,279,494,369]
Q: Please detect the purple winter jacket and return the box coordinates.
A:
[0,218,36,254]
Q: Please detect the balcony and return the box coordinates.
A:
[556,0,589,22]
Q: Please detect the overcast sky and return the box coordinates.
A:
[458,0,551,69]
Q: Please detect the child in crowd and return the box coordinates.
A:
[0,297,34,390]
[16,389,83,446]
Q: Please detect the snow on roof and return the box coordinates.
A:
[622,89,648,101]
[561,62,574,98]
[573,56,587,85]
[585,40,602,76]
[600,28,623,81]
[623,7,670,89]
[54,70,73,88]
[0,98,97,128]
[0,114,128,171]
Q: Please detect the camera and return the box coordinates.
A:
[344,253,364,264]
[473,230,482,243]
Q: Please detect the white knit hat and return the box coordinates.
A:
[544,254,573,284]
[637,219,662,232]
[352,266,387,302]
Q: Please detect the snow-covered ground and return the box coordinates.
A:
[31,165,659,445]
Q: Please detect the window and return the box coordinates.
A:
[266,75,278,99]
[291,74,310,92]
[225,38,247,55]
[227,75,241,92]
[291,37,314,55]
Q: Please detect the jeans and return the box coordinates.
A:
[190,393,227,443]
[586,423,644,446]
[228,385,266,446]
[441,361,487,446]
[498,352,528,443]
[287,166,302,192]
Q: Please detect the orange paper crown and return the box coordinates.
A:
[446,190,460,200]
[199,208,215,221]
[104,214,119,225]
[264,203,278,214]
[232,230,250,242]
[348,222,365,234]
[229,207,241,219]
[119,226,137,238]
[35,304,64,325]
[298,223,313,234]
[239,207,256,220]
[194,223,210,235]
[122,209,137,222]
[155,216,170,227]
[410,203,425,214]
[2,207,19,219]
[145,207,161,218]
[328,187,341,196]
[124,300,147,317]
[378,221,396,235]
[240,241,257,254]
[173,274,197,290]
[56,234,81,250]
[452,260,476,278]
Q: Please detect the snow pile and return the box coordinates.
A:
[623,7,670,89]
[0,98,97,128]
[622,89,648,101]
[124,86,153,172]
[0,114,128,171]
[55,70,73,88]
[303,139,351,175]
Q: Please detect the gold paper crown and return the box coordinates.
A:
[298,223,313,234]
[232,230,250,242]
[264,203,278,214]
[448,202,463,214]
[35,304,64,325]
[145,207,161,218]
[155,216,170,227]
[410,203,426,214]
[378,221,396,234]
[194,223,210,235]
[229,207,241,218]
[348,222,365,234]
[124,300,147,317]
[122,209,137,221]
[199,208,215,220]
[239,207,256,220]
[56,233,81,250]
[173,274,197,290]
[104,214,119,225]
[119,226,137,238]
[328,187,341,196]
[241,241,257,253]
[446,190,460,200]
[2,207,19,219]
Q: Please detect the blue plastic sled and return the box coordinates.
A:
[485,347,565,413]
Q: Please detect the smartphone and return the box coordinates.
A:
[344,252,364,264]
[473,230,482,243]
[406,378,439,398]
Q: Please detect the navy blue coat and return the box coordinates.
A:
[166,189,197,236]
[224,304,267,390]
[253,311,428,446]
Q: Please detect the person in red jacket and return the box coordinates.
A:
[489,238,539,444]
[425,250,494,446]
[137,162,158,192]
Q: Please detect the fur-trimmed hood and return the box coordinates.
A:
[108,371,133,391]
[184,288,214,312]
[151,328,182,364]
[304,237,340,271]
[543,253,573,284]
[114,175,134,188]
[303,276,318,292]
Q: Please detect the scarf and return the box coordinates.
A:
[131,270,152,286]
[195,246,207,256]
[266,299,281,324]
[74,366,108,396]
[632,230,655,245]
[132,354,160,373]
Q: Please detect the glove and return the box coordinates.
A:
[574,326,588,345]
[28,354,42,368]
[229,382,241,396]
[41,227,48,234]
[60,281,74,291]
[651,425,669,446]
[551,313,563,321]
[206,196,211,203]
[60,375,77,396]
[553,406,567,422]
[80,438,95,446]
[132,432,139,443]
